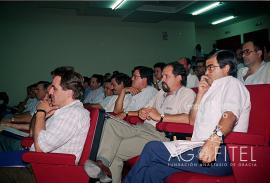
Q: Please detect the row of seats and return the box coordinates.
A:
[21,84,270,183]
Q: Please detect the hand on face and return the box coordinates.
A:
[198,75,211,96]
[37,98,59,118]
[125,87,141,96]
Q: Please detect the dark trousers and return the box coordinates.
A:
[124,141,232,183]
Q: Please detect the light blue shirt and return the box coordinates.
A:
[83,87,105,104]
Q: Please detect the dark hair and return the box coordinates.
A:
[111,73,131,87]
[51,66,84,100]
[153,62,166,70]
[36,81,50,90]
[244,40,263,51]
[83,76,90,83]
[50,66,74,76]
[132,66,153,85]
[166,62,187,86]
[211,50,237,77]
[91,74,104,86]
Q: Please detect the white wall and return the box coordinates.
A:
[0,8,196,105]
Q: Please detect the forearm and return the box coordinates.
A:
[189,94,203,125]
[163,114,190,124]
[217,111,237,136]
[13,113,32,123]
[10,123,30,131]
[84,103,102,109]
[127,111,139,117]
[113,90,126,114]
[33,112,46,152]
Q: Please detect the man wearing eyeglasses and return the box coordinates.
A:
[123,50,251,183]
[237,40,270,84]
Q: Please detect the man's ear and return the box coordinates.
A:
[67,90,74,98]
[224,65,230,74]
[177,75,182,83]
[257,50,263,58]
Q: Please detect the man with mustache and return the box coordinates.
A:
[85,62,196,183]
[124,50,251,183]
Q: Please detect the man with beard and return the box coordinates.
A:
[85,62,196,183]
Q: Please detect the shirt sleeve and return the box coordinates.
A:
[178,89,196,114]
[221,81,247,120]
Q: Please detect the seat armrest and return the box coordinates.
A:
[22,152,76,165]
[156,122,193,134]
[21,137,34,148]
[225,132,267,146]
[124,116,143,125]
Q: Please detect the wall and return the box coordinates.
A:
[195,15,270,54]
[0,7,196,105]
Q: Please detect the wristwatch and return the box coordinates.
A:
[213,126,224,143]
[159,114,165,122]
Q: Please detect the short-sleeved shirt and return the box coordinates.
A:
[100,95,118,112]
[83,87,105,104]
[30,100,90,164]
[186,73,199,88]
[124,86,158,112]
[24,98,39,116]
[144,86,196,127]
[237,61,270,85]
[192,76,251,141]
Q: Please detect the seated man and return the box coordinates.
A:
[84,74,105,104]
[124,50,251,183]
[0,66,90,182]
[178,57,199,88]
[88,73,131,112]
[85,62,196,183]
[238,40,270,84]
[153,62,166,90]
[0,81,50,129]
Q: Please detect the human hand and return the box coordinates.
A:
[198,75,211,96]
[148,108,161,121]
[198,135,221,163]
[125,87,141,96]
[138,108,151,120]
[115,112,126,120]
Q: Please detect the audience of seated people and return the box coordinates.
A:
[0,66,89,183]
[84,62,196,183]
[87,73,132,113]
[0,81,50,152]
[1,38,270,183]
[123,50,251,183]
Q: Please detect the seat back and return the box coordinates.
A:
[79,107,105,165]
[245,84,270,141]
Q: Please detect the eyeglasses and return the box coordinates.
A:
[206,64,220,72]
[132,74,141,79]
[241,49,256,56]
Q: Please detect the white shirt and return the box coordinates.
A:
[124,86,158,112]
[83,87,105,104]
[237,61,270,85]
[192,76,251,141]
[145,87,196,127]
[100,95,118,112]
[186,73,199,88]
[30,100,90,164]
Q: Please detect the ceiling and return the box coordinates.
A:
[1,1,270,27]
